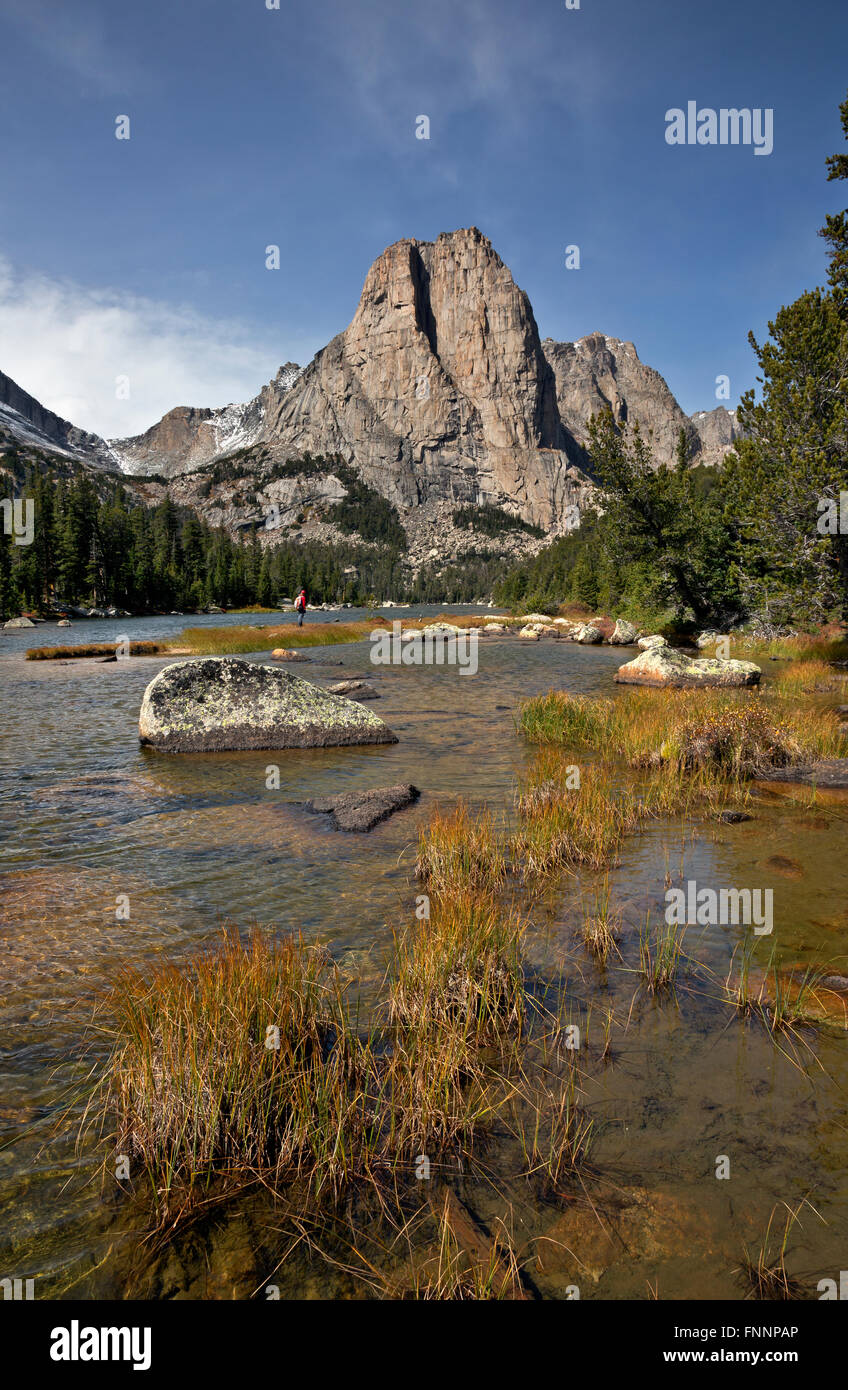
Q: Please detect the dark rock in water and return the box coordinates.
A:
[835,705,848,717]
[304,783,420,831]
[764,853,804,879]
[327,679,381,700]
[717,810,753,824]
[139,657,397,753]
[761,759,848,789]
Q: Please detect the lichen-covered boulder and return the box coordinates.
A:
[614,647,761,688]
[139,657,397,752]
[518,625,540,640]
[637,634,669,650]
[576,624,603,644]
[4,616,34,628]
[610,619,640,645]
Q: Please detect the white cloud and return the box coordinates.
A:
[0,259,289,439]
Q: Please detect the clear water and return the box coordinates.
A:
[2,606,847,1299]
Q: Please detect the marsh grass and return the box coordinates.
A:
[174,611,495,657]
[738,634,848,665]
[512,1066,594,1192]
[404,1195,528,1300]
[415,801,508,894]
[26,641,163,660]
[389,892,526,1051]
[726,946,843,1036]
[581,877,623,965]
[96,929,388,1224]
[772,658,848,697]
[740,1201,815,1300]
[175,619,387,655]
[639,915,686,992]
[518,687,846,777]
[511,753,638,877]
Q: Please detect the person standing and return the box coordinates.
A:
[295,589,307,626]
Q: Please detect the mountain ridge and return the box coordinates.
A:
[1,229,742,567]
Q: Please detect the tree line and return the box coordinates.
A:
[0,468,502,617]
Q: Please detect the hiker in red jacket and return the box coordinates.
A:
[295,589,307,627]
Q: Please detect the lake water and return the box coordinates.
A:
[2,606,848,1299]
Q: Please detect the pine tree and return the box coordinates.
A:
[819,89,848,313]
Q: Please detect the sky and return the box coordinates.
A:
[0,0,846,439]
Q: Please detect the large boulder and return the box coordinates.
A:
[4,616,34,629]
[139,657,397,752]
[587,615,616,641]
[637,634,669,651]
[576,624,603,644]
[518,626,540,640]
[614,647,761,688]
[610,619,640,645]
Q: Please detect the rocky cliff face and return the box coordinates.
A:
[689,405,742,467]
[542,333,701,467]
[251,229,588,531]
[0,368,117,470]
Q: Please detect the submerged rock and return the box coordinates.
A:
[761,759,848,789]
[763,853,804,879]
[717,810,753,824]
[139,657,397,753]
[304,783,420,831]
[615,646,761,688]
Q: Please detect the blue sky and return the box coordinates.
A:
[0,0,846,438]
